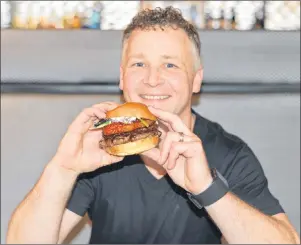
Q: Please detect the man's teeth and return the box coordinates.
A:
[141,95,170,100]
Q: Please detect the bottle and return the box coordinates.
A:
[13,1,29,29]
[234,1,256,31]
[89,1,102,29]
[223,1,235,30]
[211,3,222,30]
[254,1,265,29]
[1,1,12,29]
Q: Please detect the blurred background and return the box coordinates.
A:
[1,1,300,244]
[0,1,300,30]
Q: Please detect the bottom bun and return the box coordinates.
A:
[105,136,159,156]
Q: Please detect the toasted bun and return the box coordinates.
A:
[106,102,157,121]
[105,135,159,156]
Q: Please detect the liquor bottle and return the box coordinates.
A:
[254,2,265,29]
[89,1,103,29]
[140,0,153,10]
[1,1,12,28]
[148,1,166,9]
[190,2,202,27]
[223,1,235,30]
[13,1,30,29]
[172,1,193,22]
[234,1,256,30]
[195,1,205,29]
[211,3,222,30]
[204,1,223,30]
[205,9,212,29]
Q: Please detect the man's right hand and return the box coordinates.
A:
[53,101,123,174]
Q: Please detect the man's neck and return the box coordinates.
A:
[180,108,196,131]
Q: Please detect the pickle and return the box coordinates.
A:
[138,117,149,127]
[93,119,112,129]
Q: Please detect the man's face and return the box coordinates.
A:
[119,28,202,117]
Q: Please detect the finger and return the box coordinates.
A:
[70,102,120,134]
[168,141,202,159]
[83,130,104,150]
[167,142,182,170]
[69,108,105,133]
[158,120,173,133]
[104,155,124,166]
[101,153,124,167]
[148,106,191,135]
[159,132,194,165]
[92,102,120,120]
[92,101,120,112]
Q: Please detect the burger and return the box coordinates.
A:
[92,102,162,156]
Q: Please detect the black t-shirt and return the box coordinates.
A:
[67,110,284,244]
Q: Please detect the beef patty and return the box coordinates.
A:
[100,122,161,148]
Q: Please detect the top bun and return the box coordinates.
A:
[106,102,157,121]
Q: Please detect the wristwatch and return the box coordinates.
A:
[187,168,229,209]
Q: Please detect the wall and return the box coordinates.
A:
[1,30,300,85]
[1,93,300,243]
[1,27,300,243]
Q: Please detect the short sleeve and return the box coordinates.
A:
[226,143,285,216]
[66,173,95,216]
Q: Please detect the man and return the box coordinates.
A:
[6,7,300,244]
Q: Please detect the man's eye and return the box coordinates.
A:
[133,62,145,67]
[165,63,177,68]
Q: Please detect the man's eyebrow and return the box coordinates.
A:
[161,54,180,60]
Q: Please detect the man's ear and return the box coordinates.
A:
[192,67,203,93]
[119,66,124,90]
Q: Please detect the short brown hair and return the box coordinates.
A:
[122,6,202,68]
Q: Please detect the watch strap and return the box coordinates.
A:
[187,168,229,209]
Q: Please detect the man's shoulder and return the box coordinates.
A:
[194,110,245,148]
[193,111,249,169]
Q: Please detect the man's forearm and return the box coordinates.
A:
[6,156,78,244]
[205,192,299,244]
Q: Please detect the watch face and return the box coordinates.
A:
[211,168,218,179]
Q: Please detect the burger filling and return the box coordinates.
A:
[95,117,161,148]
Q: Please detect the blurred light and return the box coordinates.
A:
[1,1,299,31]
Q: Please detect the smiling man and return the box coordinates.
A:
[6,7,300,244]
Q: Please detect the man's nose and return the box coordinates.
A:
[144,68,164,87]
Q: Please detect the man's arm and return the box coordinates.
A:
[6,102,121,244]
[211,143,300,244]
[208,192,300,244]
[58,209,83,244]
[6,156,81,244]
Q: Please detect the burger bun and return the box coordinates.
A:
[106,102,157,121]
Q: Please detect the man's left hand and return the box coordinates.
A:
[146,106,213,195]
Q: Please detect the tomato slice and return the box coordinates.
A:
[103,120,146,135]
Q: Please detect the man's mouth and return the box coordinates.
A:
[140,94,171,100]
